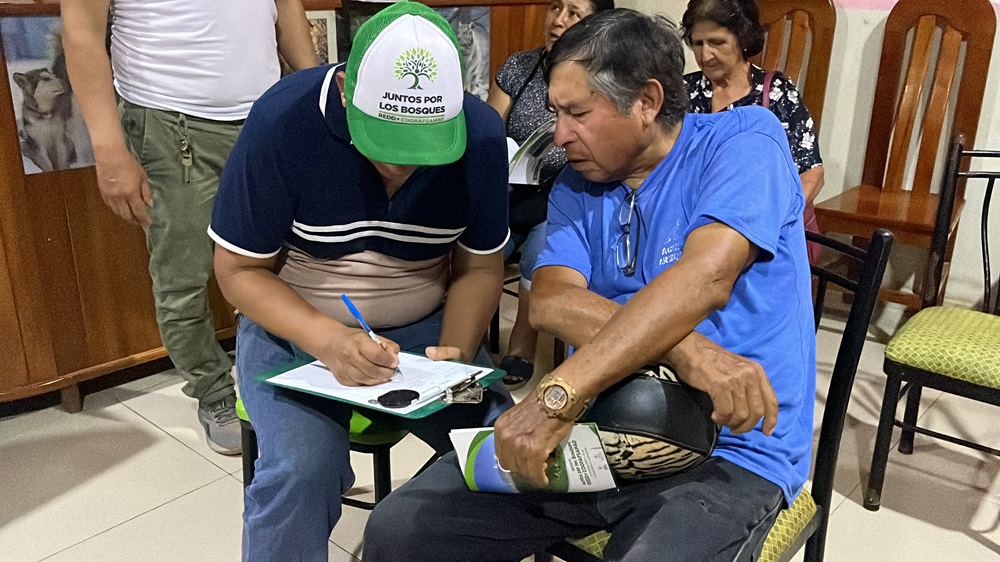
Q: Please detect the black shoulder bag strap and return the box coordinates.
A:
[509,49,546,116]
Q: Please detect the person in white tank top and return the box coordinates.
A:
[61,0,316,456]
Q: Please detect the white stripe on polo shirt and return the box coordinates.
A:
[318,65,339,118]
[292,219,464,236]
[291,220,465,245]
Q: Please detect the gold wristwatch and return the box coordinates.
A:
[536,377,588,422]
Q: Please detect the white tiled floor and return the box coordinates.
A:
[2,294,999,561]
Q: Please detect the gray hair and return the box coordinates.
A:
[545,9,687,129]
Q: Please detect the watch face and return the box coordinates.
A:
[543,385,569,410]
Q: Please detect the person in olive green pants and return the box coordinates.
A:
[61,0,317,453]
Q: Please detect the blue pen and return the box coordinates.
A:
[341,294,404,379]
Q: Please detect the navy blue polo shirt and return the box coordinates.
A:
[209,64,509,261]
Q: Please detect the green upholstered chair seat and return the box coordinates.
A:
[759,490,818,562]
[235,398,408,445]
[236,397,249,422]
[884,307,1000,389]
[564,490,817,561]
[348,411,409,446]
[568,530,610,558]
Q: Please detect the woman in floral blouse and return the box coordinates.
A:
[681,0,825,205]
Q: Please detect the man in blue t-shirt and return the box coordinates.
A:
[209,3,512,561]
[363,9,815,562]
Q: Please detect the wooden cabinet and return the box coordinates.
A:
[0,1,241,409]
[0,0,546,410]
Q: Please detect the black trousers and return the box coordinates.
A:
[362,453,784,562]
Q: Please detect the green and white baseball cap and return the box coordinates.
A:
[345,1,467,166]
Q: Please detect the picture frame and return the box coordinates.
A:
[0,15,95,175]
[306,10,339,66]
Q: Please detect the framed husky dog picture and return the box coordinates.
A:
[1,16,95,175]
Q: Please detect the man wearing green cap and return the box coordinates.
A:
[210,1,513,560]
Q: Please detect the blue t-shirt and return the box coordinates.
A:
[536,106,816,504]
[209,64,509,261]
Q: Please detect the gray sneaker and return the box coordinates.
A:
[198,394,242,455]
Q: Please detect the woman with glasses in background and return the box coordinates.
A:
[487,0,614,390]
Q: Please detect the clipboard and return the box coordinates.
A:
[260,352,505,419]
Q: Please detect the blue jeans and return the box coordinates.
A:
[237,311,512,562]
[363,455,784,562]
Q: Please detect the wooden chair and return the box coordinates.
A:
[538,229,894,562]
[752,0,837,132]
[864,137,1000,511]
[813,0,997,311]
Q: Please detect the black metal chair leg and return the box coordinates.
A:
[865,372,903,511]
[373,444,393,503]
[898,383,922,454]
[240,419,258,489]
[803,513,828,562]
[489,307,501,354]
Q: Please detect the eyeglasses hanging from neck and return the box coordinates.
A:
[616,188,641,276]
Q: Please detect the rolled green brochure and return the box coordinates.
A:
[449,423,617,493]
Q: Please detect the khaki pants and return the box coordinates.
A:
[120,100,237,404]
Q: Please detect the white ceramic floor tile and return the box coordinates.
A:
[903,393,1000,482]
[231,466,244,484]
[810,312,948,501]
[0,386,120,442]
[111,370,181,394]
[0,396,228,562]
[114,377,243,473]
[863,431,1000,503]
[329,504,370,560]
[328,541,361,562]
[825,480,1000,561]
[41,475,243,562]
[344,433,436,496]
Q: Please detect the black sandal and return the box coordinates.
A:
[500,355,535,390]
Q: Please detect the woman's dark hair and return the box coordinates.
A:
[546,9,687,130]
[590,0,615,12]
[680,0,765,58]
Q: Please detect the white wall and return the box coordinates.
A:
[618,0,1000,323]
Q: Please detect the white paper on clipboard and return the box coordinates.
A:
[265,352,489,415]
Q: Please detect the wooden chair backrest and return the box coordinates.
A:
[862,0,996,195]
[752,0,837,133]
[490,4,549,80]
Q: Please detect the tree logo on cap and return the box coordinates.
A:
[394,48,438,90]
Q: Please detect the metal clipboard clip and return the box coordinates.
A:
[442,371,484,404]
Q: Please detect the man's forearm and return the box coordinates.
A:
[61,0,126,154]
[531,269,713,373]
[530,279,617,349]
[439,252,503,360]
[556,260,731,399]
[545,224,752,401]
[275,0,318,71]
[215,253,350,359]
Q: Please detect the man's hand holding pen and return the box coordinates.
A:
[316,325,401,387]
